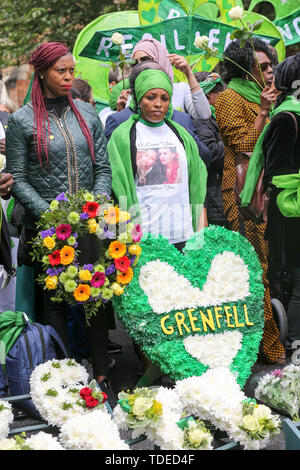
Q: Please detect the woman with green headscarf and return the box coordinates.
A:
[108,64,207,251]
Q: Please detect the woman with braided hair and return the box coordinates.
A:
[5,42,115,398]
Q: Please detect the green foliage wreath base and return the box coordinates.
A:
[113,226,265,388]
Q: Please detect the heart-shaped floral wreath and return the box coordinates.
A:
[113,226,265,387]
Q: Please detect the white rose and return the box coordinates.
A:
[0,438,18,450]
[0,154,6,173]
[253,404,272,420]
[228,6,244,20]
[242,414,261,433]
[111,32,124,46]
[132,397,153,418]
[194,35,209,49]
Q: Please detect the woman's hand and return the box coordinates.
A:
[260,86,277,114]
[116,89,131,112]
[0,172,13,197]
[167,54,193,78]
[0,138,5,155]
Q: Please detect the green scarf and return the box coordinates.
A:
[0,311,27,372]
[135,69,173,103]
[210,104,216,119]
[240,95,300,217]
[228,78,262,105]
[109,78,130,111]
[107,114,207,231]
[200,77,222,96]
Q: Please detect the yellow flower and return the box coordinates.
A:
[128,244,142,256]
[108,240,126,259]
[73,284,91,302]
[116,267,133,285]
[119,211,131,223]
[45,275,58,290]
[60,245,75,265]
[43,236,55,250]
[111,282,124,296]
[79,269,92,281]
[87,218,99,234]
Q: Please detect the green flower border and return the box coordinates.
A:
[113,226,265,387]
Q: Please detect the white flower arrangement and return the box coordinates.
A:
[175,368,280,450]
[59,409,129,450]
[255,364,300,421]
[29,358,105,427]
[0,432,64,450]
[228,6,245,20]
[139,252,250,314]
[0,399,13,439]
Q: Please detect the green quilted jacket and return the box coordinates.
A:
[6,100,112,228]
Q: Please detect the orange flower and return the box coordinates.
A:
[73,283,91,302]
[60,245,75,265]
[104,206,120,224]
[108,240,126,259]
[116,267,133,285]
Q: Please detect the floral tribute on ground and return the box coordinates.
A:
[112,226,283,449]
[31,190,142,323]
[255,364,300,421]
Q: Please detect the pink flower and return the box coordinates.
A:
[91,271,106,288]
[56,223,72,240]
[131,224,142,242]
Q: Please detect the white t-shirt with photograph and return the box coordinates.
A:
[135,120,193,244]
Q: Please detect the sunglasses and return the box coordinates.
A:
[256,61,272,72]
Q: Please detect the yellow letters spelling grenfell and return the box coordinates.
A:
[160,304,253,336]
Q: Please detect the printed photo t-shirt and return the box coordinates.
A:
[135,119,193,244]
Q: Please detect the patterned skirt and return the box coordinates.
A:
[223,189,285,363]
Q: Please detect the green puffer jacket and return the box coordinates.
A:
[6,100,112,229]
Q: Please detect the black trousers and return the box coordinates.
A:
[35,284,110,377]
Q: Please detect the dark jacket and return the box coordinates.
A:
[105,107,211,169]
[263,111,300,270]
[193,116,227,227]
[6,100,111,229]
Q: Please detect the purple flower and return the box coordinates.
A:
[80,213,89,220]
[73,232,78,238]
[41,228,55,238]
[105,264,116,275]
[56,192,69,202]
[271,369,283,379]
[83,264,93,271]
[130,255,136,265]
[46,267,64,276]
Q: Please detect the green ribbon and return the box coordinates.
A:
[272,171,300,218]
[176,416,195,430]
[0,311,28,372]
[200,77,222,96]
[118,399,131,413]
[240,95,300,212]
[227,78,262,105]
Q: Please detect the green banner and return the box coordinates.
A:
[275,8,300,46]
[79,15,280,63]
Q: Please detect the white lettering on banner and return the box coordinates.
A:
[121,34,133,57]
[293,17,300,36]
[174,30,185,50]
[167,8,182,19]
[278,23,293,41]
[209,29,220,47]
[224,31,233,49]
[96,37,113,57]
[142,33,154,40]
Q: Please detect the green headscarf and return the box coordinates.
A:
[199,76,223,97]
[109,78,130,111]
[228,78,262,105]
[134,69,173,104]
[0,311,27,372]
[240,95,300,217]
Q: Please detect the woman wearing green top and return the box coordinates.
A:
[108,63,207,251]
[241,54,300,352]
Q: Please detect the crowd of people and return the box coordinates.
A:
[0,35,299,396]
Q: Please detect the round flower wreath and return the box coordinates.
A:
[0,399,13,440]
[31,190,142,323]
